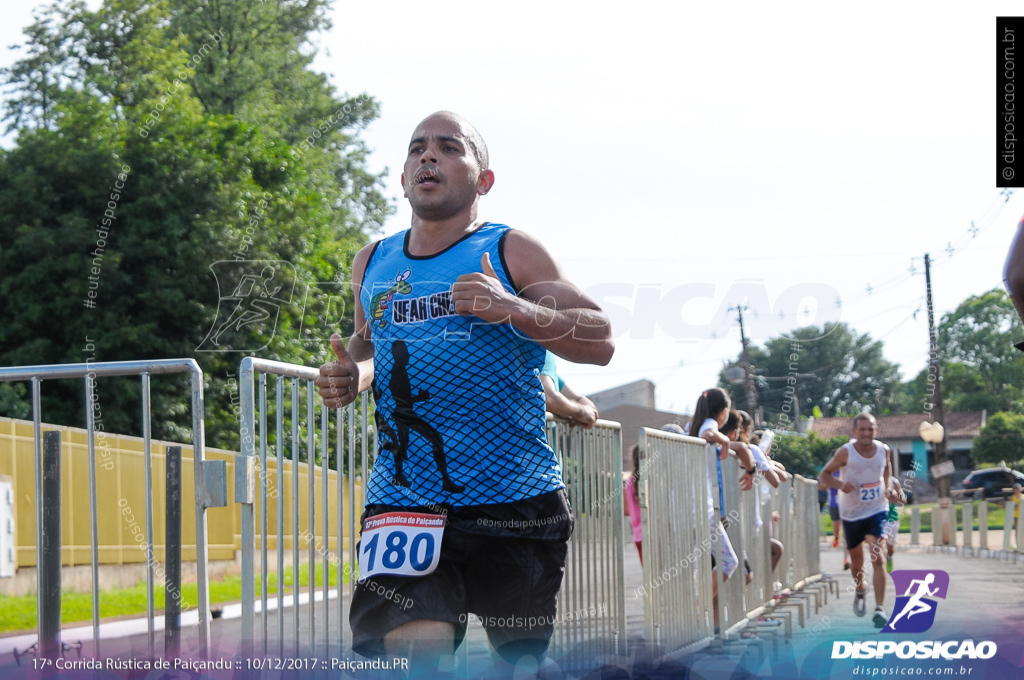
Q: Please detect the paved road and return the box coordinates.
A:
[2,542,1023,679]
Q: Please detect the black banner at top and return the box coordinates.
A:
[998,17,1024,187]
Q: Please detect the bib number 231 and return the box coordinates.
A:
[358,512,445,580]
[860,483,880,502]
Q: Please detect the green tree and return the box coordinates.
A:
[936,288,1024,414]
[719,322,903,426]
[0,0,392,451]
[970,411,1024,468]
[771,432,850,479]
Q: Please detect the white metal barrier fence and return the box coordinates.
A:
[638,430,824,656]
[636,428,715,653]
[546,417,627,666]
[771,479,795,589]
[739,470,772,611]
[237,357,372,658]
[714,448,745,634]
[791,477,821,583]
[0,360,216,660]
[235,364,627,669]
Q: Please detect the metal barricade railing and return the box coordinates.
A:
[637,428,714,653]
[0,360,216,660]
[638,430,826,658]
[741,475,773,613]
[237,357,371,658]
[547,417,626,667]
[713,449,746,634]
[792,476,820,582]
[771,479,796,589]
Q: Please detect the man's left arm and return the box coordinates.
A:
[560,382,600,417]
[451,230,614,365]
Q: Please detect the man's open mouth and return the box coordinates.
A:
[415,169,441,186]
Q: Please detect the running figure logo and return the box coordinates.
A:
[197,260,294,352]
[881,570,949,634]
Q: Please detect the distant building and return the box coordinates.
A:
[588,379,656,412]
[583,380,688,470]
[597,404,690,470]
[806,412,987,488]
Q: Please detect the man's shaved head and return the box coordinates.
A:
[416,111,489,171]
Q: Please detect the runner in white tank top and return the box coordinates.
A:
[837,440,889,522]
[819,413,898,629]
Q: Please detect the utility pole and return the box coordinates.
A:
[730,304,760,424]
[924,254,951,498]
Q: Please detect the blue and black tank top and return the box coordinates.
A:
[359,222,563,508]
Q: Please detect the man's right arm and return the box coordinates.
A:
[819,448,851,493]
[317,244,376,408]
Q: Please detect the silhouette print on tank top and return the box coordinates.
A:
[387,340,463,494]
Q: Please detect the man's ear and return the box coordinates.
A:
[401,172,407,197]
[477,169,495,195]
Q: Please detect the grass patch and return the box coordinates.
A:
[0,560,345,635]
[818,501,1011,537]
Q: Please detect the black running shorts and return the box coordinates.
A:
[349,488,574,662]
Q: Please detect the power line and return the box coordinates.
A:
[839,190,1015,311]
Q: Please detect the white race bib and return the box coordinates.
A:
[859,482,881,503]
[358,512,445,580]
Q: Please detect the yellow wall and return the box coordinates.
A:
[0,417,362,570]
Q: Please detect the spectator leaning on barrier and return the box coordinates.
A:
[539,350,599,428]
[316,111,614,677]
[738,411,786,573]
[720,411,756,585]
[686,389,754,631]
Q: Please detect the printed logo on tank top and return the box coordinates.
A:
[391,289,457,325]
[368,268,413,330]
[367,268,460,332]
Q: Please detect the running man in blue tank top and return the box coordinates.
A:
[317,111,614,676]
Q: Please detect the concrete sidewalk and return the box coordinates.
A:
[2,541,1022,678]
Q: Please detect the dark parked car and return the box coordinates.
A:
[957,468,1024,499]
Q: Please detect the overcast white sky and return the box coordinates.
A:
[3,1,1022,415]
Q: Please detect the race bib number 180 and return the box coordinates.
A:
[358,512,445,580]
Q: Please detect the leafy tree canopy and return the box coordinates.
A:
[0,0,392,451]
[970,411,1024,468]
[770,432,850,479]
[937,288,1024,414]
[719,322,903,427]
